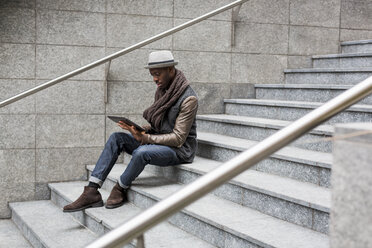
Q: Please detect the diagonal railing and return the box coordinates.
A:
[0,0,248,109]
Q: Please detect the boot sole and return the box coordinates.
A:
[105,201,126,209]
[63,200,104,212]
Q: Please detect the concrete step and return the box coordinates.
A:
[196,131,332,188]
[88,157,330,234]
[284,68,372,85]
[196,114,333,153]
[312,53,372,68]
[9,200,98,248]
[341,39,372,53]
[84,168,329,248]
[224,98,372,124]
[254,84,372,105]
[49,181,215,248]
[0,219,32,248]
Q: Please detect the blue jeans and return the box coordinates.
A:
[89,132,181,188]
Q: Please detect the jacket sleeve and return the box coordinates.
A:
[141,96,198,147]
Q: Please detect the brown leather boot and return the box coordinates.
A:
[63,186,103,212]
[106,183,127,209]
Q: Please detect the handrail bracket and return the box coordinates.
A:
[231,3,243,47]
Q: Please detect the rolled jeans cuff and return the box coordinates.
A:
[118,178,130,189]
[89,176,103,187]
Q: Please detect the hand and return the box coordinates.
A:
[118,121,145,142]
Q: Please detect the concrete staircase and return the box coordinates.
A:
[5,39,372,247]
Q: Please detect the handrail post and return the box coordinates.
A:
[104,60,111,104]
[136,234,145,248]
[231,3,243,47]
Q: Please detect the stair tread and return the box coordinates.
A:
[197,131,332,169]
[313,52,372,59]
[224,98,372,112]
[79,168,329,248]
[49,182,216,248]
[9,200,97,248]
[87,156,330,212]
[254,84,353,89]
[312,52,372,59]
[284,68,372,73]
[341,39,372,45]
[197,114,333,135]
[0,220,32,248]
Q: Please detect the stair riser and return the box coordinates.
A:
[145,165,329,234]
[342,44,372,53]
[313,57,372,68]
[50,189,134,248]
[225,103,372,124]
[285,72,372,84]
[196,142,331,188]
[11,210,46,248]
[196,119,332,153]
[255,87,372,105]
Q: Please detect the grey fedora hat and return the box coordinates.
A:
[144,50,178,69]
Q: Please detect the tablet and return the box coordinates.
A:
[107,116,145,132]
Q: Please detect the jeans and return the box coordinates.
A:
[89,132,181,188]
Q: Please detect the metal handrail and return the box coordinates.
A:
[87,75,372,247]
[0,0,248,109]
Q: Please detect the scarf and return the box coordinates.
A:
[143,69,189,132]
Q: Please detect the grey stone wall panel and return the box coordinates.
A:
[107,14,172,49]
[106,81,155,115]
[0,79,35,114]
[0,115,35,149]
[0,43,35,79]
[36,0,105,12]
[288,56,312,69]
[238,0,289,24]
[289,26,339,55]
[191,82,230,114]
[35,115,104,148]
[107,0,173,17]
[233,23,288,54]
[36,9,105,46]
[35,80,105,114]
[341,0,372,30]
[340,29,372,43]
[36,45,105,80]
[173,19,231,52]
[232,54,287,84]
[0,149,35,183]
[290,0,341,28]
[174,0,232,21]
[35,147,102,182]
[0,0,35,8]
[0,8,35,43]
[1,182,35,218]
[106,48,150,82]
[229,83,255,99]
[174,51,231,83]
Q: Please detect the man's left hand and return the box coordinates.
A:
[118,121,145,142]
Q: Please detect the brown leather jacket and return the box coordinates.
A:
[141,95,198,148]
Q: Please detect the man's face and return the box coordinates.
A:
[149,67,173,90]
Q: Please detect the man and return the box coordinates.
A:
[63,50,198,212]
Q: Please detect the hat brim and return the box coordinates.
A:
[144,61,178,69]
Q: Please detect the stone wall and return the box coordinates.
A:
[331,123,372,248]
[0,0,372,218]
